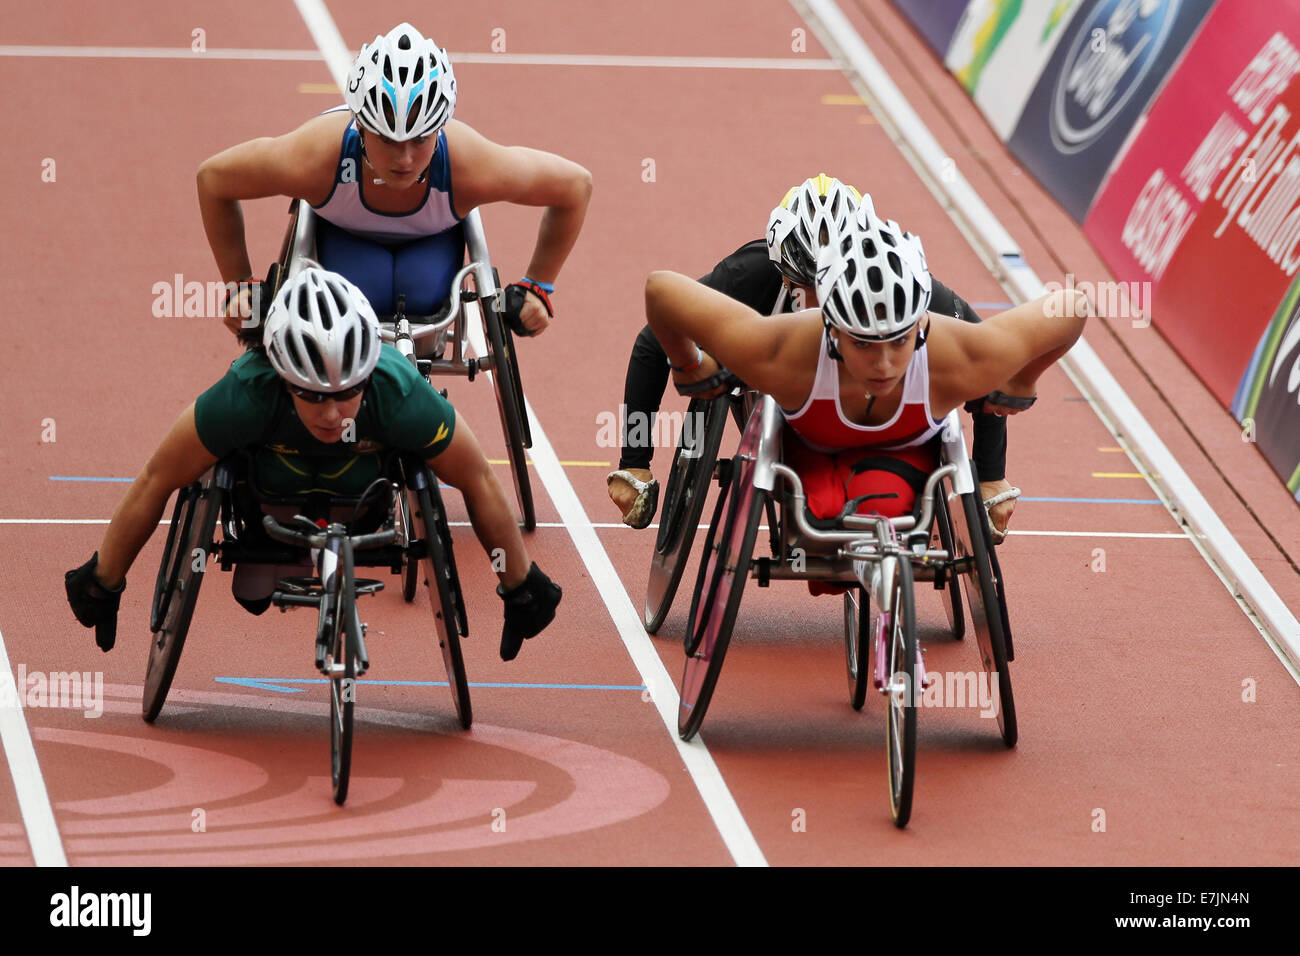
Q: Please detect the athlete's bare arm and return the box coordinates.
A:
[446,122,591,335]
[927,288,1092,416]
[644,270,822,410]
[426,412,530,590]
[196,113,347,289]
[96,405,219,589]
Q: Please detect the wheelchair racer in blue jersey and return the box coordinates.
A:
[197,23,591,340]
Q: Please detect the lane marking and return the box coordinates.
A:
[0,518,1187,537]
[49,476,132,483]
[0,45,836,71]
[215,677,646,693]
[1008,531,1188,539]
[293,0,765,868]
[0,626,67,866]
[821,93,865,105]
[793,0,1300,677]
[1021,496,1162,504]
[485,459,610,467]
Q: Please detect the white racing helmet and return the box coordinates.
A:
[344,23,457,141]
[815,195,932,342]
[263,267,381,393]
[767,174,862,284]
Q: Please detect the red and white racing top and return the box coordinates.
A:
[782,329,946,453]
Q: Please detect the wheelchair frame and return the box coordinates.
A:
[143,452,472,805]
[675,394,1018,827]
[268,199,536,531]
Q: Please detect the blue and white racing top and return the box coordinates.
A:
[312,106,461,245]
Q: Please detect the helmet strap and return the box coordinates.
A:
[824,323,844,363]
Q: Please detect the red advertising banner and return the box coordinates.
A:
[1084,0,1300,404]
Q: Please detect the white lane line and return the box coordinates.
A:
[290,0,350,91]
[0,44,834,70]
[0,626,67,866]
[794,0,1300,678]
[292,0,765,867]
[0,518,1194,539]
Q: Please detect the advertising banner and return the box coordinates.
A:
[892,0,975,57]
[1085,0,1300,405]
[1235,282,1300,501]
[945,0,1084,139]
[1152,49,1300,405]
[1006,0,1218,222]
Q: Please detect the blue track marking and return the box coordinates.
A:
[1020,496,1161,504]
[215,677,647,694]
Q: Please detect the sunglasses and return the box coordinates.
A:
[286,379,369,404]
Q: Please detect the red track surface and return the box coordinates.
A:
[2,0,1298,868]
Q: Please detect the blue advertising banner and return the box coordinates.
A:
[1006,0,1218,222]
[892,0,974,57]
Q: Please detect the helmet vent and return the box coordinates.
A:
[382,96,397,131]
[341,328,356,375]
[314,289,335,331]
[863,237,877,259]
[413,58,425,83]
[850,289,868,324]
[867,265,883,294]
[892,285,907,320]
[383,58,393,82]
[406,95,423,133]
[302,338,328,380]
[887,250,902,279]
[398,65,409,85]
[398,33,411,50]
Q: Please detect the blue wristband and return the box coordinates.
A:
[520,276,554,293]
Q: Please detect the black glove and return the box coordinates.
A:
[65,553,124,652]
[501,282,552,337]
[497,562,561,661]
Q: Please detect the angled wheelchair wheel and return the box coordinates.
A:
[484,301,536,532]
[143,472,219,723]
[398,490,418,603]
[645,394,730,633]
[678,450,765,741]
[844,585,871,711]
[946,464,1017,747]
[412,474,472,729]
[932,484,964,640]
[326,553,359,805]
[882,557,917,828]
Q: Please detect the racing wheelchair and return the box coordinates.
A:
[143,449,470,806]
[254,200,536,531]
[675,394,1017,827]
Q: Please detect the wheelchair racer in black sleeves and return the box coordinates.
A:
[65,268,561,662]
